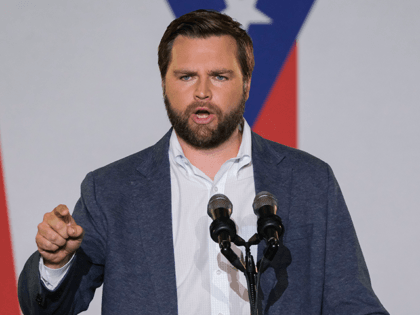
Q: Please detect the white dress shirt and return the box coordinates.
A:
[170,120,257,315]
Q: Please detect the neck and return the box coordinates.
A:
[177,128,242,180]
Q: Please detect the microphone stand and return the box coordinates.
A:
[233,234,260,315]
[208,193,283,315]
[219,232,280,315]
[219,232,283,315]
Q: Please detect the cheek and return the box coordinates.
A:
[220,87,243,104]
[166,79,192,98]
[165,87,191,109]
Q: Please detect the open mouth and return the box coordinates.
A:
[195,109,210,118]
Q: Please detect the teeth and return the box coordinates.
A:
[196,113,209,118]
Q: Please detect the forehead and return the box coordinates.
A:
[168,35,241,71]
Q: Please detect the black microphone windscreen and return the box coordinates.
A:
[207,194,232,219]
[252,191,278,216]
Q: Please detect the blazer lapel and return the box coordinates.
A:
[251,132,292,260]
[133,130,178,315]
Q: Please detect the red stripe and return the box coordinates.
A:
[252,42,298,148]
[0,138,21,314]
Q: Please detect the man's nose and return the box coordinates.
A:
[194,78,211,101]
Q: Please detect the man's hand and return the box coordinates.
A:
[36,204,84,269]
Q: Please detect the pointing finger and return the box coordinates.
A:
[53,204,72,224]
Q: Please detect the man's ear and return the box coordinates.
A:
[244,79,251,100]
[161,79,166,94]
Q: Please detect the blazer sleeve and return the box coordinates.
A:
[18,172,106,315]
[321,165,388,314]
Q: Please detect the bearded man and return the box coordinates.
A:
[18,9,388,315]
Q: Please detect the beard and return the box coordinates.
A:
[164,93,246,149]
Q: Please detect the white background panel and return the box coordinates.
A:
[299,1,420,314]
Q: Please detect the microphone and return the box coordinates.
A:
[253,191,284,261]
[207,194,237,249]
[207,194,245,272]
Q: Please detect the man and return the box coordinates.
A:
[18,9,388,315]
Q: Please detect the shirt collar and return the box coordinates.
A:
[168,119,252,176]
[236,119,252,166]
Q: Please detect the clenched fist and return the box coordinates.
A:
[36,204,84,269]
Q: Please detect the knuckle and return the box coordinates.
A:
[47,242,59,252]
[35,233,42,245]
[36,238,48,250]
[53,221,64,232]
[57,238,66,247]
[48,232,57,243]
[38,220,48,230]
[39,237,50,248]
[43,212,50,221]
[37,235,57,251]
[50,232,65,246]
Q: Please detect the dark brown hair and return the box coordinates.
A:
[158,9,254,83]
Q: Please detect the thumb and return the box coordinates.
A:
[67,224,84,239]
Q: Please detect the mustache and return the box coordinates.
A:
[162,86,222,116]
[184,102,222,116]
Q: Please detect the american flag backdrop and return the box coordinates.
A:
[1,1,419,314]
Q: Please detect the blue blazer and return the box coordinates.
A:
[18,130,388,314]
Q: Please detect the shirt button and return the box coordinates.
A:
[216,270,221,275]
[214,186,218,192]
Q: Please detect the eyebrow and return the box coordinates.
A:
[173,69,196,76]
[208,69,234,76]
[172,69,234,76]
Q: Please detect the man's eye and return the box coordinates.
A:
[180,75,192,81]
[215,75,227,81]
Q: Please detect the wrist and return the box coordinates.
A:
[43,254,73,269]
